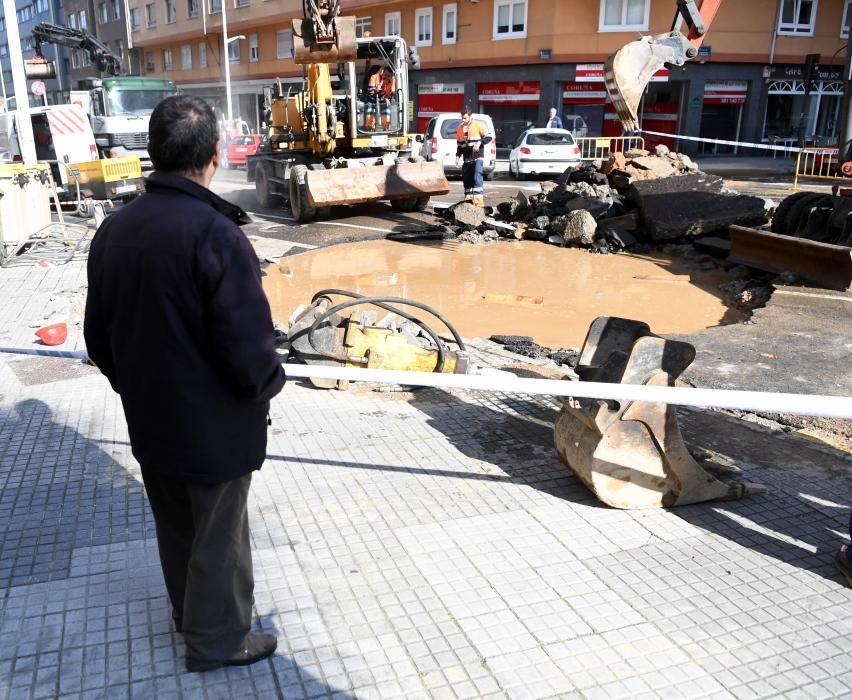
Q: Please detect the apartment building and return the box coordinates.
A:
[129,0,851,152]
[0,0,69,108]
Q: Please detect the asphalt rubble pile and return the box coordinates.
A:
[435,144,771,254]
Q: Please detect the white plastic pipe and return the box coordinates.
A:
[283,364,852,420]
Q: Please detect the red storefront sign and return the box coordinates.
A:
[562,82,607,105]
[703,81,747,105]
[576,63,605,82]
[416,83,465,132]
[478,81,540,105]
[575,63,668,83]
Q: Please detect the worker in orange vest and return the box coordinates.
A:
[456,106,491,207]
[365,66,395,131]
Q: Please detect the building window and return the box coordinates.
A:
[599,0,648,32]
[778,0,817,35]
[112,0,121,20]
[842,0,850,37]
[236,0,249,7]
[68,12,78,28]
[277,29,292,59]
[165,0,176,23]
[163,48,173,71]
[35,0,48,13]
[210,0,222,13]
[180,44,191,69]
[98,2,108,23]
[187,0,198,18]
[145,51,155,71]
[130,7,140,29]
[385,11,400,36]
[146,3,156,26]
[71,49,79,69]
[228,39,240,63]
[18,5,32,22]
[79,10,87,29]
[355,17,372,38]
[494,0,527,39]
[249,33,259,62]
[0,45,6,56]
[199,42,207,67]
[415,8,432,46]
[442,3,457,44]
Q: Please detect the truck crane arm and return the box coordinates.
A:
[31,22,123,76]
[604,0,722,132]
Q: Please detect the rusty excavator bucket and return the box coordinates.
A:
[291,15,357,65]
[305,160,450,208]
[604,32,694,133]
[554,317,764,509]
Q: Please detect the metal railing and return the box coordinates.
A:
[793,147,852,189]
[575,135,645,162]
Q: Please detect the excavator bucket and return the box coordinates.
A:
[553,316,764,509]
[604,32,692,133]
[305,160,450,208]
[292,16,357,65]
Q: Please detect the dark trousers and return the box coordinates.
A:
[461,158,484,199]
[142,471,254,669]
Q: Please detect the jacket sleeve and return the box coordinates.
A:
[83,225,119,392]
[202,229,286,403]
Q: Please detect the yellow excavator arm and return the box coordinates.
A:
[604,0,723,132]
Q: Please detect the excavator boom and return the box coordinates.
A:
[604,0,722,132]
[29,22,123,77]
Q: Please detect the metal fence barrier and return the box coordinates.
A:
[575,136,645,162]
[793,147,852,190]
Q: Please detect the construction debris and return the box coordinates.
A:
[435,149,769,253]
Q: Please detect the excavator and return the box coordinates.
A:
[605,0,722,133]
[248,0,450,221]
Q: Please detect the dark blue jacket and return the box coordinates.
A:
[84,171,286,484]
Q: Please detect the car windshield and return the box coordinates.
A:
[526,132,576,146]
[107,89,176,116]
[440,118,490,139]
[230,136,255,145]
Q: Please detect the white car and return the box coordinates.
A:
[509,128,582,178]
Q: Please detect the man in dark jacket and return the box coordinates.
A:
[84,95,286,672]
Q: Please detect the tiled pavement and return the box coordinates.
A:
[1,254,851,700]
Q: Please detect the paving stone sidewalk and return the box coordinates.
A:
[1,255,851,700]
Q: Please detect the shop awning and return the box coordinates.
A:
[575,63,668,83]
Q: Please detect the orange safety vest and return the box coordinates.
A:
[368,70,395,99]
[456,119,487,144]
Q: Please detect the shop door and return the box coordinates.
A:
[699,81,747,153]
[478,81,540,148]
[562,81,606,135]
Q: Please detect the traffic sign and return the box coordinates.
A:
[31,80,45,96]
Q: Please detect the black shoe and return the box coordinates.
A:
[223,632,278,667]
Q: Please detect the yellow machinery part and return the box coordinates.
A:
[342,319,463,374]
[69,156,142,184]
[291,16,357,65]
[305,160,450,207]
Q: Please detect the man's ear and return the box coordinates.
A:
[212,141,220,168]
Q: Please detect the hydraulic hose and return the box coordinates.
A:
[303,290,466,372]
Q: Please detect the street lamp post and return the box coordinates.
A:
[221,1,244,126]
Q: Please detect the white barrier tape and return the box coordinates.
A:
[640,129,818,154]
[1,346,848,419]
[284,364,852,420]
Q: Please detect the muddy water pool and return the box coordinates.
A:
[262,239,744,349]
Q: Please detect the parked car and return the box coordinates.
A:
[508,128,582,178]
[420,112,497,180]
[224,134,262,168]
[561,114,589,138]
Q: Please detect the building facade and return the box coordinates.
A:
[0,0,70,108]
[89,0,852,152]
